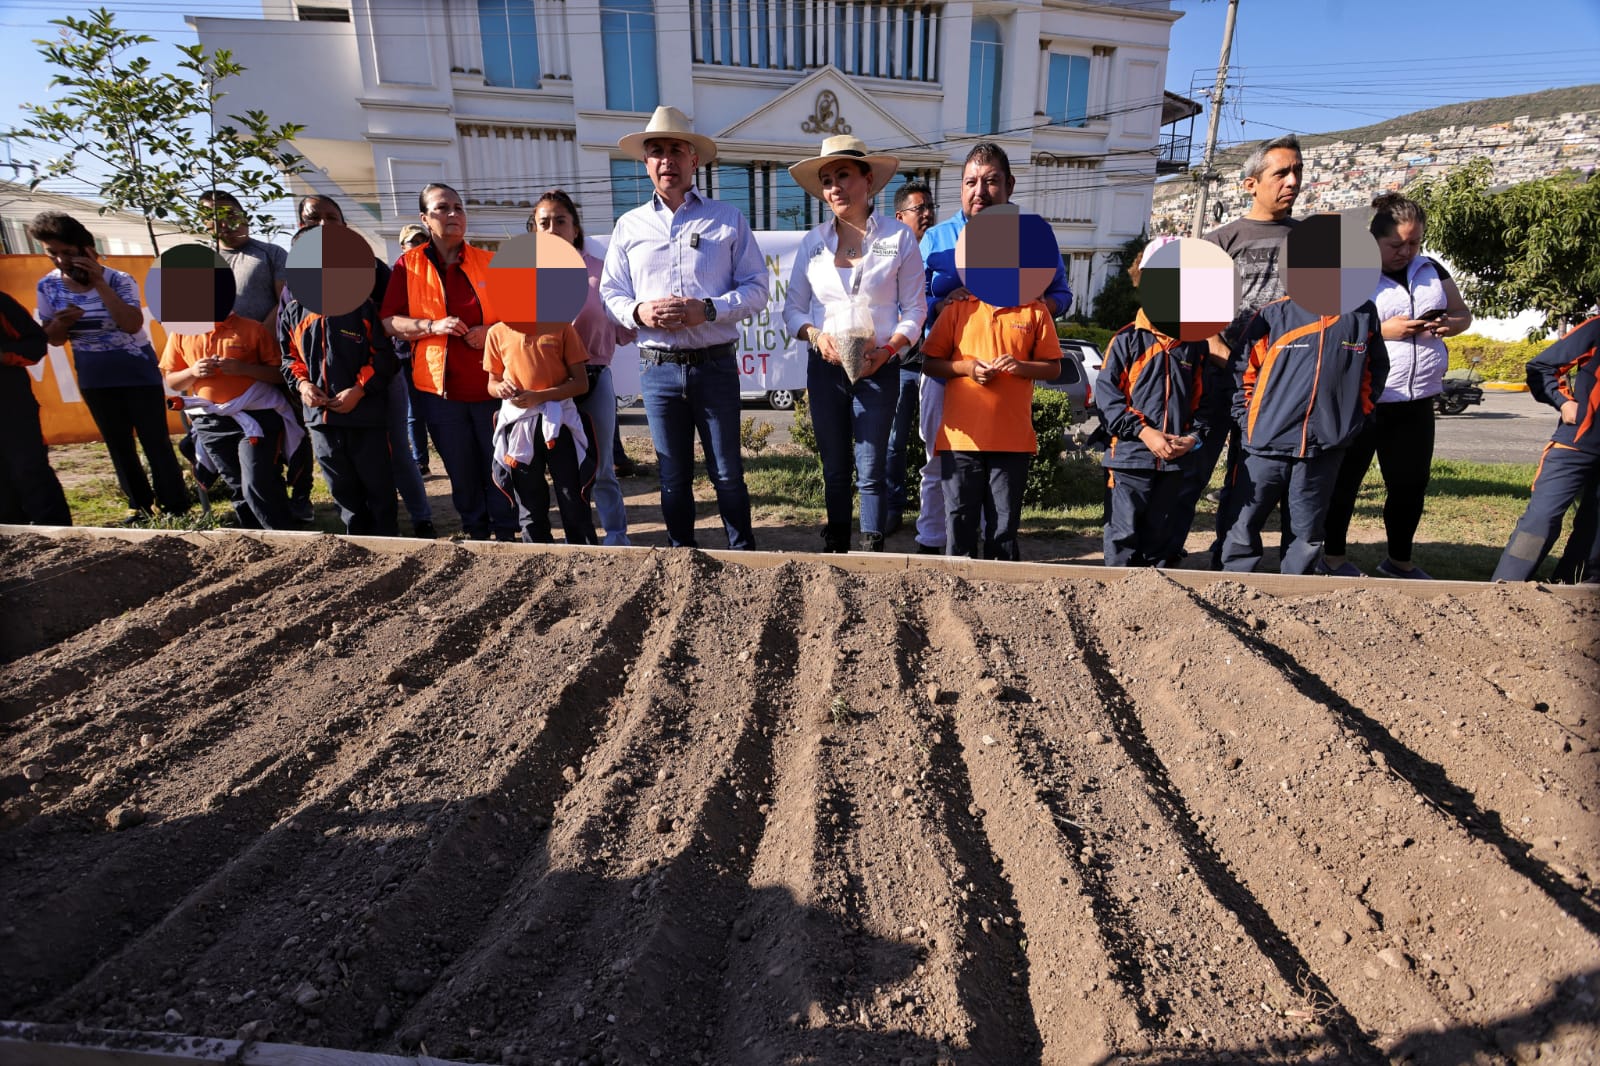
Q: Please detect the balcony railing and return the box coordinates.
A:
[690,0,941,83]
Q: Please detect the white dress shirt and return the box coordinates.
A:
[782,211,926,351]
[600,186,769,351]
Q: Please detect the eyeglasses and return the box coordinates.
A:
[899,202,936,215]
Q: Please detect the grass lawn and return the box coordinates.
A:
[30,435,1559,583]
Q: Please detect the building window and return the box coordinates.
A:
[479,0,540,90]
[770,167,814,231]
[610,159,653,222]
[1046,53,1091,127]
[715,163,755,221]
[602,0,659,112]
[296,5,350,21]
[968,17,1003,135]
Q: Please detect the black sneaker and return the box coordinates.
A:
[289,497,315,523]
[615,454,640,477]
[412,520,437,539]
[884,513,904,537]
[916,542,944,555]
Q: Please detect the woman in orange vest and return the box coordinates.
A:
[379,183,515,540]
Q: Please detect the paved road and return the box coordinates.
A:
[620,388,1555,464]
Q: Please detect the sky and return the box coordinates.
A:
[1,0,1598,197]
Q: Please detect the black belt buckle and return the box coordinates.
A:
[642,342,736,367]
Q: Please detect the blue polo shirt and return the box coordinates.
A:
[919,211,1074,320]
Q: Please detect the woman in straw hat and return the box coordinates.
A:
[781,135,926,553]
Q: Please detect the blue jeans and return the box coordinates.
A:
[191,410,293,530]
[807,351,897,538]
[386,369,432,525]
[578,365,629,545]
[640,352,754,550]
[1494,443,1600,582]
[412,390,516,539]
[884,364,921,523]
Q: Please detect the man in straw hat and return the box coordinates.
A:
[601,105,769,550]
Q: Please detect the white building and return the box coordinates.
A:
[195,0,1195,313]
[0,180,188,257]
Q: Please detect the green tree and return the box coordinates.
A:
[1409,158,1600,333]
[12,7,307,252]
[1091,232,1148,329]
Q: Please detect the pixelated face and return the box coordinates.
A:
[961,159,1014,218]
[1244,148,1303,219]
[895,193,936,239]
[644,138,698,199]
[420,188,466,242]
[1376,219,1424,275]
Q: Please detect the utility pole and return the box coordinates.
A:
[1190,0,1239,237]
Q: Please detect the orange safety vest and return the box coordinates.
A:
[399,242,498,397]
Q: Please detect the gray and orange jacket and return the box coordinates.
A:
[1097,315,1222,471]
[278,297,396,429]
[1527,315,1600,456]
[1233,297,1386,458]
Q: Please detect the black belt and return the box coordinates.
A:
[640,342,738,367]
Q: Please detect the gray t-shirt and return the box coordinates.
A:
[1204,215,1297,345]
[221,237,288,324]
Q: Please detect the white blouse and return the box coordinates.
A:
[782,211,926,350]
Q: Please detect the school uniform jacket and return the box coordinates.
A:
[1527,315,1600,456]
[1233,297,1386,458]
[1097,319,1221,471]
[279,297,396,429]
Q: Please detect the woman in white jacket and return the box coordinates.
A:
[1320,193,1472,579]
[782,136,926,552]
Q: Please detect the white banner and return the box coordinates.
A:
[588,231,809,398]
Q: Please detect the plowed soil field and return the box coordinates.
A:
[2,531,1597,1066]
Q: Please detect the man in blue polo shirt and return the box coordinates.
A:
[917,142,1072,553]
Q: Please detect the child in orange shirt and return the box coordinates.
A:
[484,321,597,544]
[921,298,1061,559]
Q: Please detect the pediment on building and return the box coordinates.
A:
[715,66,931,157]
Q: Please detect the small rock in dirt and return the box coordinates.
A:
[976,678,1003,699]
[572,1003,585,1022]
[1245,614,1265,632]
[926,684,942,704]
[1085,731,1111,745]
[981,734,998,747]
[139,733,157,749]
[235,1020,271,1043]
[890,785,907,800]
[163,1008,183,1028]
[1377,947,1410,971]
[1448,978,1474,1002]
[293,981,325,1013]
[106,805,145,830]
[1388,834,1413,848]
[1328,929,1351,946]
[561,766,578,785]
[733,918,755,942]
[21,764,47,782]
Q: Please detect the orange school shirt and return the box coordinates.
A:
[922,299,1061,453]
[160,314,281,405]
[483,322,588,392]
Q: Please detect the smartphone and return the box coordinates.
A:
[1418,308,1448,322]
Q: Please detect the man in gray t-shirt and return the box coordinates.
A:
[1170,135,1304,567]
[200,189,287,325]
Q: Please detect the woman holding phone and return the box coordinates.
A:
[28,211,190,520]
[1319,192,1472,579]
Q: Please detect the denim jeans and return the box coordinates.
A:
[386,370,433,525]
[1220,449,1343,574]
[884,364,921,524]
[915,375,947,548]
[807,351,897,538]
[578,365,630,545]
[412,390,516,539]
[640,352,754,550]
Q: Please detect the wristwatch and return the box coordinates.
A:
[702,298,717,323]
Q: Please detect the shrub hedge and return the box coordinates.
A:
[1445,333,1551,383]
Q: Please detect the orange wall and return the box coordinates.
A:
[1,254,183,445]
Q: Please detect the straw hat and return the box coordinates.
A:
[788,136,900,200]
[618,106,718,165]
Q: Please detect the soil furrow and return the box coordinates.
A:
[1083,570,1600,1061]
